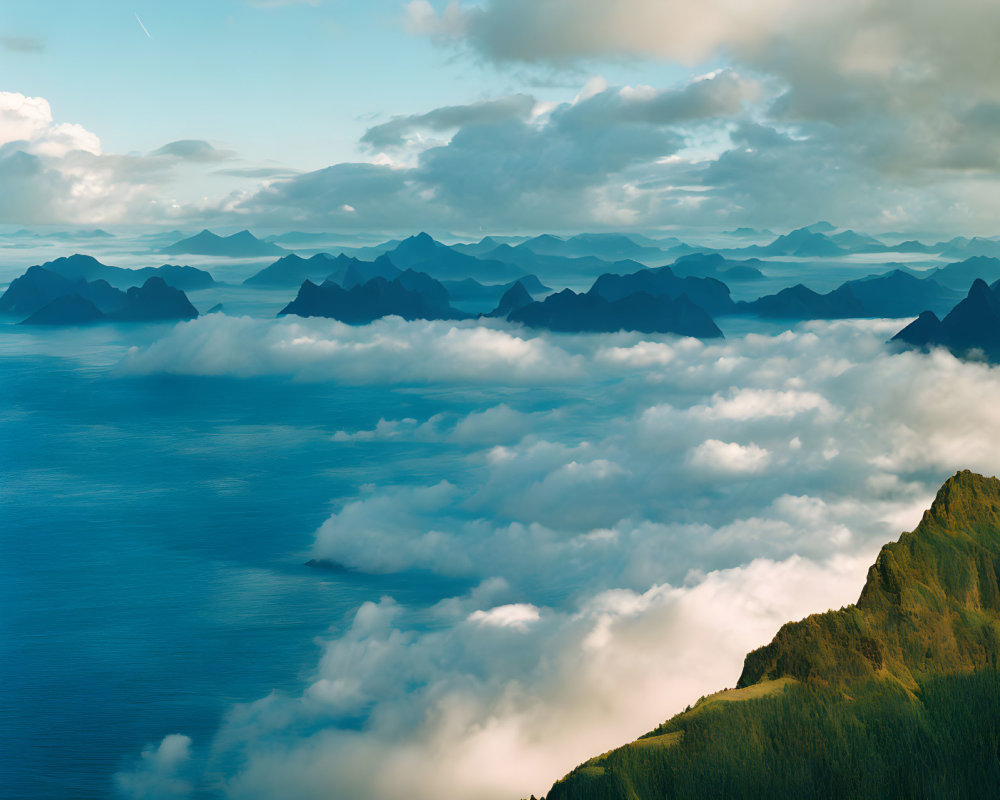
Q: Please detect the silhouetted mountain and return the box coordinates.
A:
[243,253,337,287]
[442,275,551,306]
[899,239,936,252]
[518,233,673,262]
[752,227,846,257]
[509,288,723,338]
[844,269,960,316]
[478,242,621,280]
[589,264,735,315]
[337,254,402,288]
[740,283,865,318]
[14,275,197,324]
[830,229,884,250]
[1,266,120,316]
[486,281,533,318]
[21,294,106,325]
[14,254,214,291]
[929,256,1000,291]
[393,269,451,312]
[545,471,1000,800]
[386,232,521,282]
[670,253,765,282]
[892,278,1000,359]
[939,236,1000,260]
[263,231,378,246]
[450,235,530,257]
[112,277,200,321]
[278,274,466,323]
[137,264,215,291]
[802,220,836,233]
[162,229,286,257]
[724,227,774,238]
[740,269,956,319]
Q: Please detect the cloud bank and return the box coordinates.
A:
[111,314,1000,799]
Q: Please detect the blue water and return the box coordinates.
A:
[0,346,480,798]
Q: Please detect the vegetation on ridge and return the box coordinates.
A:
[541,470,1000,800]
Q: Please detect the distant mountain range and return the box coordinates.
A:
[739,269,960,319]
[928,256,1000,290]
[669,253,765,282]
[544,471,1000,800]
[162,229,286,257]
[274,256,726,338]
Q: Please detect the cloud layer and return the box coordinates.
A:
[112,314,1000,799]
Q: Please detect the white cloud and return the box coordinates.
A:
[695,387,836,421]
[114,734,193,800]
[688,438,772,474]
[106,314,1000,800]
[208,552,877,800]
[121,316,585,384]
[468,603,541,630]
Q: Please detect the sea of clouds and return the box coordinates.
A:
[110,313,1000,799]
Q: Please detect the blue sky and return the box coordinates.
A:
[0,1,685,168]
[3,1,1000,234]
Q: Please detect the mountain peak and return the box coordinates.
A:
[738,470,1000,691]
[545,470,1000,800]
[919,469,1000,539]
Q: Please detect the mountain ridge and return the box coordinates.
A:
[541,470,1000,800]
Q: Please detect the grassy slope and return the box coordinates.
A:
[542,471,1000,800]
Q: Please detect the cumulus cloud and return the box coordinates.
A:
[0,91,208,223]
[232,70,763,229]
[468,603,541,630]
[114,734,193,800]
[0,92,100,156]
[198,552,878,800]
[688,438,771,474]
[361,95,537,150]
[387,0,1000,231]
[120,316,585,384]
[107,313,1000,799]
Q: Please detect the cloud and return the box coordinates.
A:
[200,552,878,800]
[235,72,760,229]
[0,92,100,156]
[390,0,1000,232]
[688,439,771,474]
[468,603,541,630]
[361,95,537,150]
[0,91,208,224]
[108,313,1000,799]
[114,734,193,800]
[121,316,585,384]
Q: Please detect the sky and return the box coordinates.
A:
[3,1,1000,233]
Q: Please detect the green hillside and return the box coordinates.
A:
[542,471,1000,800]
